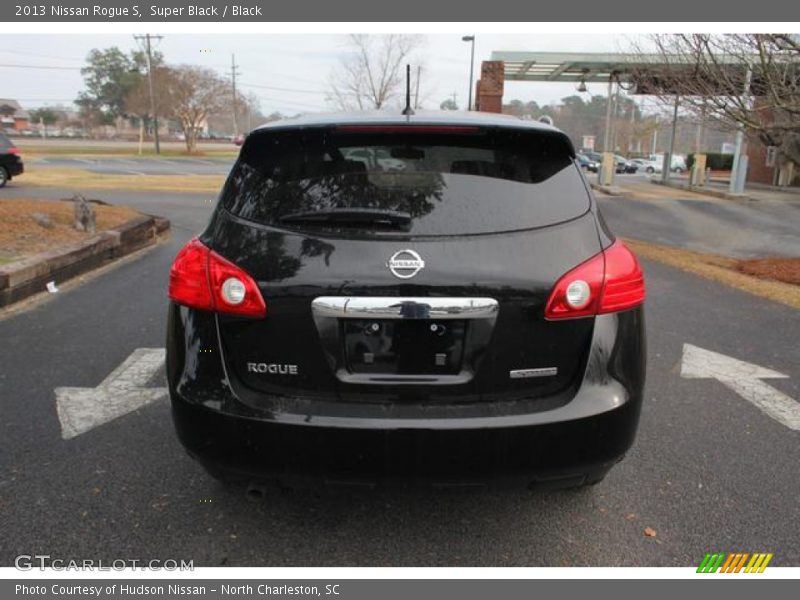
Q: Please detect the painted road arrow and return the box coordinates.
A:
[681,343,800,431]
[55,348,167,440]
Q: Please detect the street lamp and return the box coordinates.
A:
[462,35,475,111]
[577,70,589,93]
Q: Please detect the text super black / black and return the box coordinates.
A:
[166,111,646,490]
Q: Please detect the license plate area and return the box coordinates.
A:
[343,319,466,375]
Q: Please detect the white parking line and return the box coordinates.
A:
[681,344,800,431]
[55,348,167,439]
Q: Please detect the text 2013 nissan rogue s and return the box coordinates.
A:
[166,111,646,490]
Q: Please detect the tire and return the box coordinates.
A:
[0,167,8,188]
[645,167,654,174]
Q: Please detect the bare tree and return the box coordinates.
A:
[328,34,423,110]
[162,65,229,153]
[635,34,800,166]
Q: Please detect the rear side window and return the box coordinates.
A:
[221,126,589,236]
[0,133,13,150]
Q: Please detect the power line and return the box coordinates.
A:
[239,81,329,96]
[0,63,80,71]
[249,94,328,112]
[0,49,84,63]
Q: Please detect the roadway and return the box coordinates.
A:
[0,183,798,566]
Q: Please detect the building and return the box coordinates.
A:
[0,99,30,131]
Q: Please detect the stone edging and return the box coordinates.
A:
[0,214,170,308]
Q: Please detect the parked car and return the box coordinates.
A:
[580,150,635,174]
[631,158,662,175]
[614,155,638,174]
[647,154,686,173]
[166,111,647,490]
[576,153,599,173]
[344,147,406,171]
[0,132,24,187]
[581,150,603,164]
[233,134,246,146]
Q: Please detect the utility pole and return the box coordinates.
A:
[414,65,421,110]
[134,33,163,154]
[230,53,240,136]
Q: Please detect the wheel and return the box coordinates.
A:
[645,167,654,174]
[0,167,8,188]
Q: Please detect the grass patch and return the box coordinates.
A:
[624,238,800,310]
[17,142,237,159]
[19,167,224,194]
[0,199,141,261]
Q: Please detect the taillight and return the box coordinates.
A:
[168,239,213,311]
[168,239,266,318]
[8,147,20,155]
[206,247,266,317]
[544,240,645,320]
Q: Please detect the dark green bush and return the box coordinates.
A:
[687,152,735,171]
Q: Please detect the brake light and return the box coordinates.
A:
[168,239,266,318]
[544,240,645,320]
[8,147,19,155]
[333,125,481,134]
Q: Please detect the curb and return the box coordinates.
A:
[589,183,633,198]
[649,179,754,202]
[0,214,171,308]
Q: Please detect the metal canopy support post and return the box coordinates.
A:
[662,95,680,183]
[729,67,753,195]
[602,76,613,152]
[463,35,476,111]
[598,75,615,186]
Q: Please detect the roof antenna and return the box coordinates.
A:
[402,64,415,117]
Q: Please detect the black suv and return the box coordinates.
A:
[167,111,646,490]
[0,132,23,187]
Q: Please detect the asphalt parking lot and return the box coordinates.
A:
[0,184,798,567]
[30,156,234,176]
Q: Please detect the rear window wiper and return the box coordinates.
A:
[277,208,411,229]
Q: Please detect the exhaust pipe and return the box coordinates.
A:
[245,482,267,502]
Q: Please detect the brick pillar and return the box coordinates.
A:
[746,97,777,185]
[474,61,504,113]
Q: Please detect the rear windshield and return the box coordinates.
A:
[221,126,589,236]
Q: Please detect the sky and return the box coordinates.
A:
[1,33,661,118]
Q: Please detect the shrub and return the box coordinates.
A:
[687,152,735,171]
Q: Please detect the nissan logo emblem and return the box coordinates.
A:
[387,249,425,279]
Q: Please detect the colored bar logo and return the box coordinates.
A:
[697,552,773,573]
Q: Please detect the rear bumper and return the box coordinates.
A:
[4,160,23,177]
[172,390,640,488]
[167,304,645,487]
